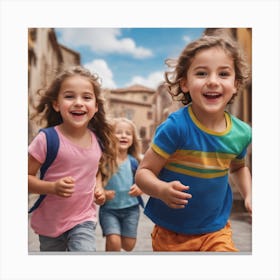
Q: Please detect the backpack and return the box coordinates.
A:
[28,127,144,213]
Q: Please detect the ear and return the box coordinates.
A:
[52,101,60,112]
[180,78,189,93]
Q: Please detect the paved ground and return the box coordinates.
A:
[28,194,252,253]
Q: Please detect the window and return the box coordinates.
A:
[147,111,153,120]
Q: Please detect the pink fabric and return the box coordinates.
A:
[28,126,102,237]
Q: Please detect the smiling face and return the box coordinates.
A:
[52,75,98,130]
[114,121,134,152]
[180,46,237,118]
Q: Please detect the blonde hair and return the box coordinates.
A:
[30,65,118,183]
[111,117,142,163]
[164,34,250,105]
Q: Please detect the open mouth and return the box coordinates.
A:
[70,110,86,116]
[203,92,222,100]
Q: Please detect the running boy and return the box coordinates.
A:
[135,34,252,252]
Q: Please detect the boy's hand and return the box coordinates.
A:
[244,195,252,216]
[159,180,192,209]
[54,176,75,198]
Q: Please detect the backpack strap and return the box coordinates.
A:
[128,155,145,208]
[28,127,60,213]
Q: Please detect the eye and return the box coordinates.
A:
[84,95,93,100]
[195,71,207,77]
[219,71,230,77]
[64,94,74,99]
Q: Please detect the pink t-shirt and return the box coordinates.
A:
[28,126,102,237]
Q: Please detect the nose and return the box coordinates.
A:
[74,96,83,106]
[206,74,219,87]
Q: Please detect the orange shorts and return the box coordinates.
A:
[151,221,238,252]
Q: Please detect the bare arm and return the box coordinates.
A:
[135,148,192,209]
[28,154,75,197]
[229,164,252,215]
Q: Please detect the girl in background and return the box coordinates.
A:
[28,65,117,252]
[99,117,143,251]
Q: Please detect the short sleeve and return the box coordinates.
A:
[151,113,181,159]
[231,124,251,169]
[28,131,47,164]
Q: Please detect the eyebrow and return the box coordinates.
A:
[62,90,94,95]
[193,65,233,70]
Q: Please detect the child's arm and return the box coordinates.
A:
[229,164,252,215]
[28,154,75,197]
[135,148,192,209]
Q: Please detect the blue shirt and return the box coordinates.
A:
[102,158,139,209]
[144,105,252,234]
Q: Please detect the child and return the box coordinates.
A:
[99,117,143,251]
[135,34,252,252]
[28,65,117,252]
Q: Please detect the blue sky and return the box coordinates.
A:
[55,28,205,89]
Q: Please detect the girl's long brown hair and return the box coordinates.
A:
[30,65,118,183]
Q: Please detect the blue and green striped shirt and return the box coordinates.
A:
[144,105,252,234]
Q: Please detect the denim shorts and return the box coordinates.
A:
[39,220,97,252]
[99,205,140,238]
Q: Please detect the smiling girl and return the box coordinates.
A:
[135,34,252,252]
[99,117,143,251]
[28,66,117,252]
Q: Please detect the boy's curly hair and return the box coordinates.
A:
[164,34,250,105]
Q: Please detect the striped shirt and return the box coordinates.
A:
[144,105,251,234]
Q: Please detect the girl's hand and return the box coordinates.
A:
[94,188,106,205]
[159,180,192,209]
[54,176,75,198]
[105,190,115,201]
[128,184,143,197]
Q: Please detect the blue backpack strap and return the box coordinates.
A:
[39,127,60,179]
[28,127,60,213]
[128,155,145,208]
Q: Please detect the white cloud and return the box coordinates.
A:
[125,71,165,89]
[183,35,192,44]
[83,59,117,89]
[57,28,153,59]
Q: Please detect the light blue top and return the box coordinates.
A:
[102,158,139,209]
